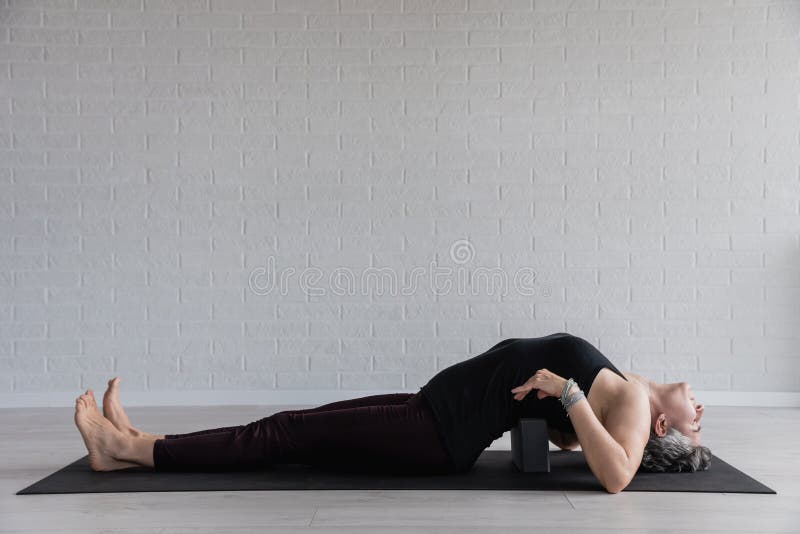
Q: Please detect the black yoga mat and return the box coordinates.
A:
[17,449,775,495]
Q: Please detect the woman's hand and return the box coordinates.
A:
[510,368,571,401]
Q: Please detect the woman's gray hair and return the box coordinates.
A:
[637,426,712,473]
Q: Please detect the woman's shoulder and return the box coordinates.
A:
[595,368,649,423]
[605,369,648,397]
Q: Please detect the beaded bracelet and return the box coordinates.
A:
[560,378,577,406]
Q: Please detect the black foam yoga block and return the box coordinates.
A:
[511,418,550,473]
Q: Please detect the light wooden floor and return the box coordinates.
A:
[1,404,797,534]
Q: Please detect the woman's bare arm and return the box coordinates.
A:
[566,385,650,493]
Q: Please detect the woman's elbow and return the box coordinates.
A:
[603,470,633,494]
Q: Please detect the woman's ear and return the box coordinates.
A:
[653,413,667,437]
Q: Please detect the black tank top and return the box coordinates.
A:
[419,332,628,473]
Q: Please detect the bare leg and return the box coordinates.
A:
[90,377,166,440]
[116,434,157,468]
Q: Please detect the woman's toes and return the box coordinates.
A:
[102,376,137,437]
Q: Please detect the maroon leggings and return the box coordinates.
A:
[152,392,455,475]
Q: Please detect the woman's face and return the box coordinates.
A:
[663,382,704,445]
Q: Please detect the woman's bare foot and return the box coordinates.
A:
[74,391,140,471]
[97,377,162,440]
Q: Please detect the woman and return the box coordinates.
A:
[74,332,711,493]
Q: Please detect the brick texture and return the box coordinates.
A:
[1,0,798,398]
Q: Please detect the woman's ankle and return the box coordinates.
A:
[124,435,156,468]
[134,430,165,440]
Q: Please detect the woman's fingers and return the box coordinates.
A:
[512,383,536,401]
[511,370,554,400]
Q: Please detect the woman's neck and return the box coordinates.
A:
[624,371,660,426]
[624,371,650,390]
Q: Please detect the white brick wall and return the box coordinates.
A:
[1,0,799,407]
